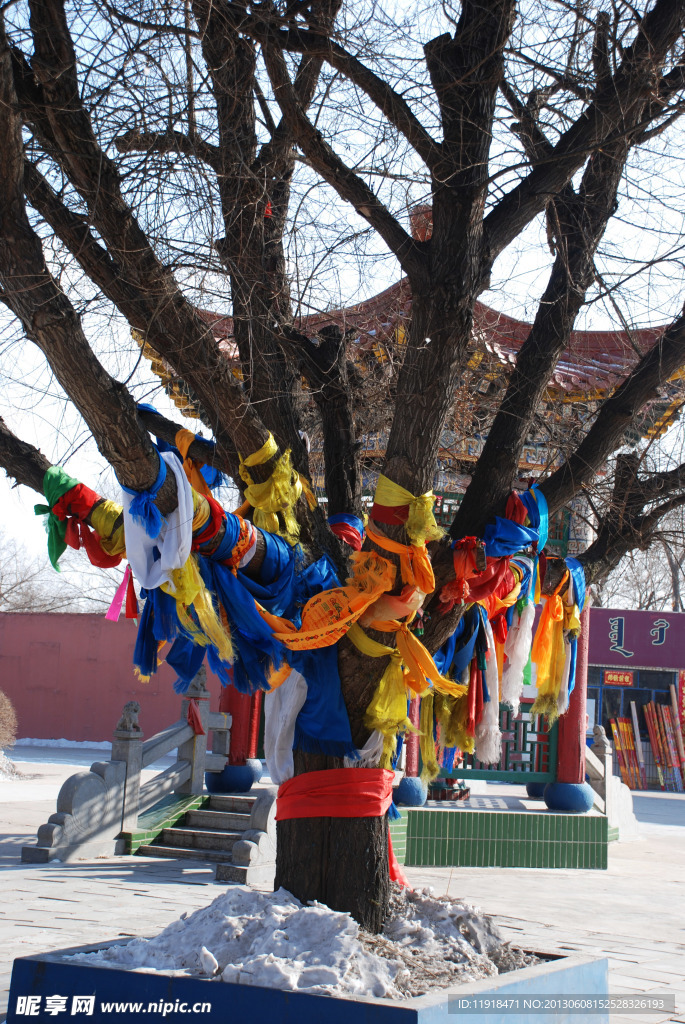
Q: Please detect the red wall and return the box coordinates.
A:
[0,612,223,743]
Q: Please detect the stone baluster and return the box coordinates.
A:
[177,667,210,795]
[590,724,614,822]
[111,701,144,834]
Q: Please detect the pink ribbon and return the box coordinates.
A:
[106,565,132,622]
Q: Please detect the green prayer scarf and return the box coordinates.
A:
[34,466,80,570]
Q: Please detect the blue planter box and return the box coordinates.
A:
[8,942,608,1024]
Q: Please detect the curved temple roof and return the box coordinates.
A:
[199,276,667,396]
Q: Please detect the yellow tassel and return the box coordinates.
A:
[434,691,474,754]
[298,473,318,510]
[364,652,412,765]
[162,555,233,664]
[240,448,302,545]
[531,691,561,724]
[419,691,441,783]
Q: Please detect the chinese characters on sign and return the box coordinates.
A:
[15,995,94,1016]
[604,670,634,686]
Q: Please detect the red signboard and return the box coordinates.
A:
[604,670,633,686]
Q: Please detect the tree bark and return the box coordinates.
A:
[274,752,389,933]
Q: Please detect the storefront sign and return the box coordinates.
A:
[590,609,685,670]
[604,670,633,686]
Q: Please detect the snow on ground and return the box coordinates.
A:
[14,738,113,749]
[70,884,538,1000]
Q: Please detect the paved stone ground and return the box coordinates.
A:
[2,754,684,1022]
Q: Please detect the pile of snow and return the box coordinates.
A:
[0,749,20,779]
[70,885,538,1000]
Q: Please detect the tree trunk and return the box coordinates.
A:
[274,757,389,932]
[275,816,389,932]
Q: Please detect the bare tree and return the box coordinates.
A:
[1,0,685,928]
[0,523,118,612]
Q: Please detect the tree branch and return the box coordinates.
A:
[136,405,241,486]
[19,0,271,460]
[226,6,440,168]
[262,38,425,279]
[484,0,685,268]
[0,415,52,495]
[0,18,165,495]
[114,129,220,172]
[578,453,685,586]
[454,66,647,537]
[541,309,685,514]
[279,323,361,516]
[24,159,125,301]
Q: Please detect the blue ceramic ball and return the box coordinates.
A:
[395,776,428,807]
[543,781,595,813]
[205,758,263,794]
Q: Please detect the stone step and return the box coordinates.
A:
[207,794,255,813]
[185,808,251,830]
[215,862,250,884]
[137,843,235,864]
[160,828,242,852]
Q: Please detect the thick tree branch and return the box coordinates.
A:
[377,2,517,497]
[0,415,52,494]
[114,129,220,172]
[0,18,165,495]
[541,310,685,513]
[189,0,312,469]
[136,405,241,487]
[24,159,125,301]
[578,454,685,586]
[279,324,361,516]
[19,0,271,460]
[423,0,516,267]
[454,75,649,537]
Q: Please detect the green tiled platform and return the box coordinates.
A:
[124,793,209,854]
[389,816,408,864]
[402,808,608,869]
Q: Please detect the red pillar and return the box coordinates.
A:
[219,687,262,765]
[543,604,594,811]
[556,604,589,784]
[247,689,263,760]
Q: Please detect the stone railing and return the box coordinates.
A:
[586,724,613,817]
[21,668,231,864]
[586,723,639,838]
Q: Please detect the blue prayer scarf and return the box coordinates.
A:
[482,517,539,558]
[236,542,355,758]
[137,402,224,490]
[122,455,166,538]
